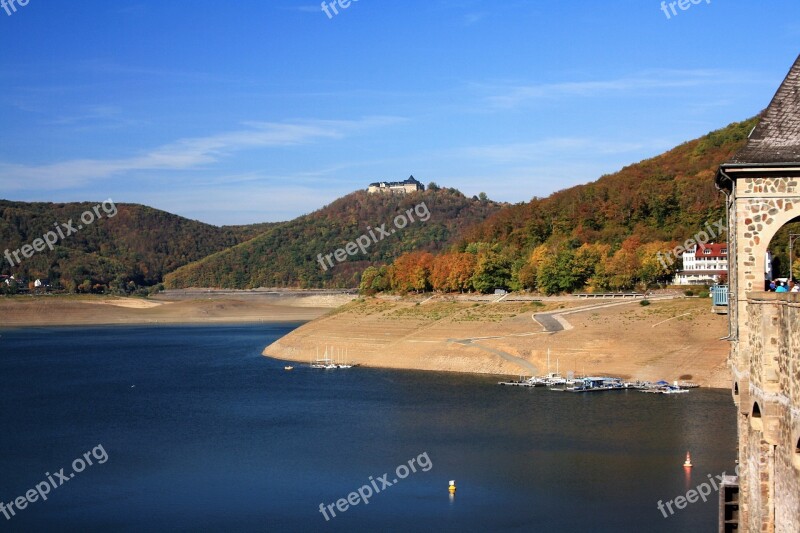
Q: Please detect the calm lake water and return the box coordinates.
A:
[0,324,735,532]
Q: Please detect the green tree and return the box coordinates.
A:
[359,266,381,295]
[637,241,676,286]
[471,250,512,293]
[572,243,608,288]
[536,247,579,295]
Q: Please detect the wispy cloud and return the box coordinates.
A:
[450,137,669,164]
[440,161,630,203]
[482,69,756,109]
[0,116,404,191]
[135,185,340,225]
[43,105,146,130]
[463,12,486,26]
[287,5,322,14]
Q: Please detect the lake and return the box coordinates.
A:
[0,324,736,532]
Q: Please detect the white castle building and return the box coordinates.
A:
[367,176,425,195]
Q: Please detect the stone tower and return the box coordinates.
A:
[715,54,800,532]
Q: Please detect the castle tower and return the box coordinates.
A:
[715,54,800,532]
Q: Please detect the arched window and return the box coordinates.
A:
[794,435,800,470]
[750,402,763,431]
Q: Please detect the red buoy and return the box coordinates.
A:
[683,451,693,468]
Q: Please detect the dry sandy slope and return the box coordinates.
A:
[263,296,731,388]
[0,294,348,326]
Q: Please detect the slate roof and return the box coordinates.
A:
[368,176,424,188]
[728,54,800,165]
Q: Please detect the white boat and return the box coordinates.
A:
[543,373,567,386]
[310,346,353,369]
[310,346,334,368]
[543,349,567,386]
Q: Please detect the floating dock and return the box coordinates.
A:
[498,376,693,395]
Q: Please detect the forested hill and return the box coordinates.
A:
[0,201,269,293]
[371,117,760,295]
[462,117,758,251]
[164,188,501,289]
[1,116,760,295]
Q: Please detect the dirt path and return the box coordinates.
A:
[451,339,540,375]
[534,296,678,332]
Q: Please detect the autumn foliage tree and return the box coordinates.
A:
[430,252,477,292]
[390,252,434,293]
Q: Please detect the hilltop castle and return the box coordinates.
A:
[367,176,425,195]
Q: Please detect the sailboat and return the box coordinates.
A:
[310,346,335,369]
[543,348,566,386]
[310,346,352,369]
[336,347,352,369]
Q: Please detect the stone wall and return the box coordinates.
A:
[735,292,800,532]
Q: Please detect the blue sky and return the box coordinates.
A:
[1,1,798,225]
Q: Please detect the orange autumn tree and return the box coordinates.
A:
[447,252,477,292]
[430,252,477,292]
[390,252,434,293]
[429,253,454,292]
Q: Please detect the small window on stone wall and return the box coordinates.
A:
[750,402,763,431]
[794,435,800,470]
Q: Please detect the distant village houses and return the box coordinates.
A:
[367,175,425,195]
[672,242,728,285]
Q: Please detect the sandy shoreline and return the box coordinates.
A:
[0,292,354,327]
[1,291,732,389]
[263,295,732,388]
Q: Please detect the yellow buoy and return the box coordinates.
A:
[683,451,693,468]
[448,480,456,493]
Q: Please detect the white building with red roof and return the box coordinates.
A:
[673,242,728,285]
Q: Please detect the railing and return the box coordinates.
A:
[712,285,729,306]
[575,293,644,299]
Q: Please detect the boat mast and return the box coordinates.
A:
[547,348,550,375]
